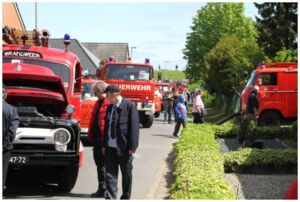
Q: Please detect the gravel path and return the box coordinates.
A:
[225,173,296,199]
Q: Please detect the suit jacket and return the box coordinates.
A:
[104,98,139,155]
[2,101,20,152]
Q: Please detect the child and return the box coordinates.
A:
[173,95,187,137]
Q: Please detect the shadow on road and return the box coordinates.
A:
[163,142,176,199]
[152,134,177,139]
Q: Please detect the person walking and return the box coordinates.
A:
[2,85,19,192]
[173,95,187,137]
[247,85,259,123]
[192,89,205,124]
[87,81,110,198]
[102,85,139,200]
[162,88,173,124]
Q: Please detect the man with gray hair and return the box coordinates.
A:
[87,80,110,198]
[2,85,19,192]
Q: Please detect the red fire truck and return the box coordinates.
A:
[98,57,155,128]
[80,77,98,138]
[2,31,83,192]
[241,62,297,125]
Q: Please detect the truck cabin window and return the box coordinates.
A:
[260,73,278,86]
[3,58,70,91]
[81,83,97,100]
[107,65,152,80]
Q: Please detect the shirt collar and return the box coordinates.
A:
[115,96,123,108]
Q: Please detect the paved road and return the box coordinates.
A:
[4,115,178,199]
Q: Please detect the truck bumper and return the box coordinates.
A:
[9,151,80,167]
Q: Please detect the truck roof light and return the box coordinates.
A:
[127,56,132,62]
[108,56,114,62]
[41,29,50,47]
[64,34,70,52]
[145,58,150,64]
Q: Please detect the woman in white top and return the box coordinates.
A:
[192,89,205,123]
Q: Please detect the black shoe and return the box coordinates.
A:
[91,190,106,198]
[173,133,179,138]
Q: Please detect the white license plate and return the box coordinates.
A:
[9,156,29,164]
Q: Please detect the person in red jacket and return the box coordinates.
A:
[87,80,110,198]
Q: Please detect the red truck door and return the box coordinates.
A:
[285,71,297,117]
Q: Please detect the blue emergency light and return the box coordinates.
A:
[145,58,150,64]
[64,34,70,51]
[108,56,114,62]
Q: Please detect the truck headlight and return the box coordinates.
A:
[54,128,71,152]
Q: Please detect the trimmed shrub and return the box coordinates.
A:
[224,148,297,172]
[170,124,235,199]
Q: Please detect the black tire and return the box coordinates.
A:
[141,114,154,128]
[154,111,160,118]
[57,165,79,192]
[258,111,281,126]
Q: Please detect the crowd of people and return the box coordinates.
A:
[3,81,297,199]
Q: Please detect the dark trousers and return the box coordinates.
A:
[173,118,187,136]
[93,146,106,192]
[3,151,11,192]
[105,147,133,199]
[163,103,172,123]
[192,112,205,124]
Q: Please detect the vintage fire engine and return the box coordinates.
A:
[80,76,98,138]
[2,28,83,192]
[241,62,297,126]
[98,57,155,128]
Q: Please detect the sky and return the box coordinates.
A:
[17,2,258,71]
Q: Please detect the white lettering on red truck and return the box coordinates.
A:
[118,84,151,91]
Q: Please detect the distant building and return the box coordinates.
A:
[49,39,100,76]
[82,42,129,62]
[2,2,26,31]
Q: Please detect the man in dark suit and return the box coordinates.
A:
[2,85,20,192]
[102,85,139,200]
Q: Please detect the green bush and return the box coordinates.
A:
[224,148,297,172]
[290,122,297,140]
[214,122,238,138]
[170,124,235,199]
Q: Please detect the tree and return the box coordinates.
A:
[175,64,178,70]
[255,3,297,58]
[158,65,161,70]
[206,35,264,95]
[183,3,258,84]
[273,48,298,62]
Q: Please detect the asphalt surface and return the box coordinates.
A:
[4,114,178,199]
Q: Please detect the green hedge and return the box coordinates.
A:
[170,124,235,199]
[214,122,294,140]
[224,148,297,172]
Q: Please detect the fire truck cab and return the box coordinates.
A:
[241,62,297,126]
[2,34,83,192]
[80,77,98,138]
[98,58,155,128]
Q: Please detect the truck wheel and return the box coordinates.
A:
[258,111,281,126]
[154,111,160,118]
[57,165,79,192]
[142,115,154,128]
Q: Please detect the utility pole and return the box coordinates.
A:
[130,46,137,58]
[35,2,38,30]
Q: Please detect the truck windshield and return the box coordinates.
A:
[107,65,152,80]
[3,58,70,91]
[245,71,257,88]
